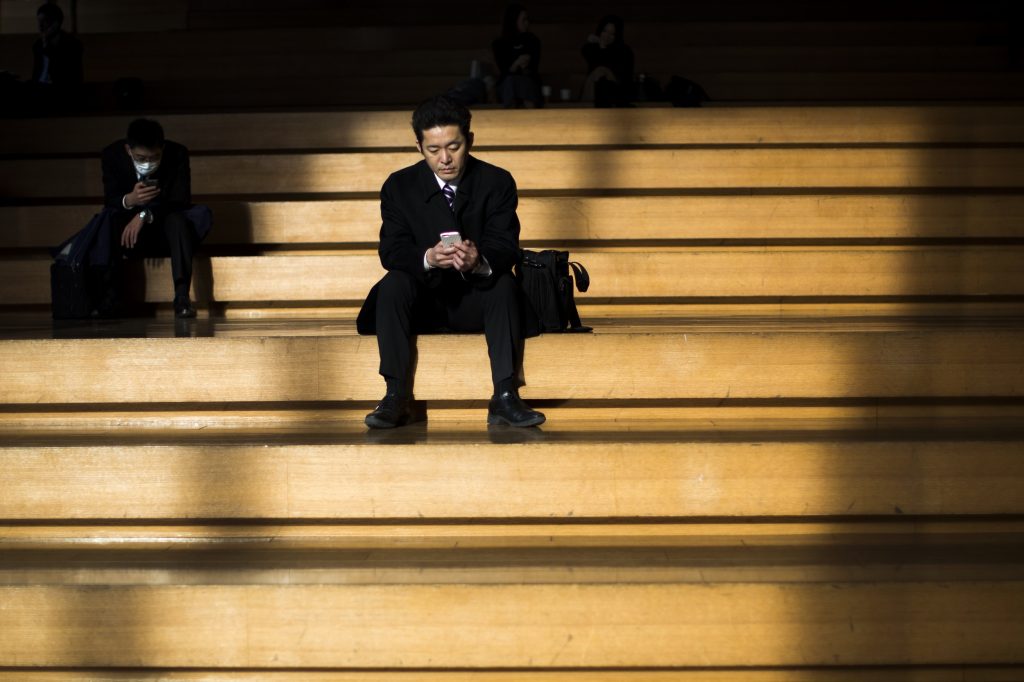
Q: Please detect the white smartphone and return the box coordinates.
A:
[440,231,462,247]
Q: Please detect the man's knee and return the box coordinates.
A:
[376,270,418,306]
[481,272,518,306]
[162,211,187,232]
[160,212,194,245]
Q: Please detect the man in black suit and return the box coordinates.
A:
[357,95,544,428]
[101,118,202,318]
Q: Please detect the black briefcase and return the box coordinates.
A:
[50,261,92,319]
[517,249,592,337]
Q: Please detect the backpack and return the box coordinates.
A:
[517,249,592,336]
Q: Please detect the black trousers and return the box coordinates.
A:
[115,211,197,300]
[374,270,521,392]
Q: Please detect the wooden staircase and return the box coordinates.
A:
[3,0,1022,108]
[1,105,1024,677]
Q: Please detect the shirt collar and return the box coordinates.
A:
[432,173,460,193]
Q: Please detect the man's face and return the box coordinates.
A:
[125,144,163,165]
[599,23,616,48]
[417,125,472,183]
[516,11,529,33]
[37,13,60,38]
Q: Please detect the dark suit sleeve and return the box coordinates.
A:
[477,170,521,276]
[378,175,431,281]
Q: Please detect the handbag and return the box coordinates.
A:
[517,249,592,336]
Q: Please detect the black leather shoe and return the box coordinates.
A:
[365,392,414,429]
[174,297,197,319]
[487,391,545,427]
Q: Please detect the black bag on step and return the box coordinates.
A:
[50,260,92,319]
[517,249,592,337]
[50,211,120,319]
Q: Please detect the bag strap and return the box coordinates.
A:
[569,261,590,293]
[566,260,592,331]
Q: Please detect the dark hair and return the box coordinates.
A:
[37,2,63,25]
[411,95,472,143]
[500,4,526,39]
[126,118,165,149]
[595,14,625,45]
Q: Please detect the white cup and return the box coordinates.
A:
[560,88,572,101]
[541,85,552,98]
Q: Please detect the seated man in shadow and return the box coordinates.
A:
[357,95,544,429]
[102,118,209,317]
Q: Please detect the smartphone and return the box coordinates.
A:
[440,231,462,247]
[142,177,159,188]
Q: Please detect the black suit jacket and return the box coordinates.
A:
[357,154,522,333]
[101,139,191,224]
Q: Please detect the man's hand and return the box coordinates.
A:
[587,66,617,83]
[512,54,531,72]
[124,181,160,209]
[451,239,480,273]
[121,214,144,249]
[426,239,458,269]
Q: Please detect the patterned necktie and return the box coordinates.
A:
[442,183,455,211]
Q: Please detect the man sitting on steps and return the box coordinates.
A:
[101,118,209,318]
[356,95,544,429]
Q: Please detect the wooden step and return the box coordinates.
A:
[37,45,1010,82]
[6,194,1024,249]
[5,107,1023,155]
[4,401,1024,432]
[2,581,1021,667]
[181,0,1020,24]
[2,321,1023,403]
[2,431,1023,519]
[5,148,1024,200]
[5,520,1022,551]
[4,247,1024,306]
[4,670,1024,681]
[2,521,1022,584]
[27,72,1024,110]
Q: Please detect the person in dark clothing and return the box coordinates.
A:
[33,3,83,89]
[357,96,544,429]
[101,118,206,318]
[491,4,543,108]
[581,14,634,107]
[31,3,84,112]
[1,3,84,116]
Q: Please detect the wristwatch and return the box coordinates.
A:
[138,209,153,224]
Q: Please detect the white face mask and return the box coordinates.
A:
[133,159,160,176]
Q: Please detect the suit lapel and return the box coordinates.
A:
[452,157,475,224]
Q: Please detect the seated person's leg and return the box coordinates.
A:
[375,270,423,396]
[160,211,197,304]
[447,272,521,393]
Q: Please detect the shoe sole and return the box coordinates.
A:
[487,412,546,427]
[365,409,423,430]
[365,414,410,429]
